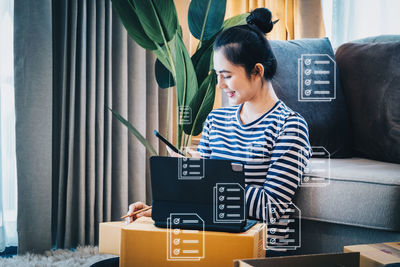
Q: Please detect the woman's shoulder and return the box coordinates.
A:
[276,101,309,131]
[206,105,240,120]
[212,105,240,114]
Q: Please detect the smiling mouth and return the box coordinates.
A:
[225,90,236,98]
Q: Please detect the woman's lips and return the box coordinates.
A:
[225,90,236,98]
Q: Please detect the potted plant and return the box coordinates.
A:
[110,0,247,154]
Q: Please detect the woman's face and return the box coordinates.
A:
[213,49,258,105]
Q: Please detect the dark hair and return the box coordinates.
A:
[213,8,277,80]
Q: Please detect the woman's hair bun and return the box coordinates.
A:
[246,8,275,34]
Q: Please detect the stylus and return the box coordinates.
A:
[153,130,185,156]
[121,206,152,219]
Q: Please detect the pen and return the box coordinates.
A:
[121,206,152,219]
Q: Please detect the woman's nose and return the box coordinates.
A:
[217,76,226,89]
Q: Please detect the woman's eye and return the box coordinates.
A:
[223,76,231,79]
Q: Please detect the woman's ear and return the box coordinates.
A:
[252,63,265,79]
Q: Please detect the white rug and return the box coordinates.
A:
[0,246,116,267]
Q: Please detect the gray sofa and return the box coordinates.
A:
[295,158,400,254]
[219,35,400,254]
[293,35,400,255]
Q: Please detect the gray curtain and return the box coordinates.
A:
[15,0,168,253]
[14,0,53,254]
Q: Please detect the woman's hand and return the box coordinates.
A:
[125,202,152,224]
[166,146,201,158]
[166,146,184,157]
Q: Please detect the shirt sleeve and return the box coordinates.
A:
[196,113,212,159]
[245,114,312,221]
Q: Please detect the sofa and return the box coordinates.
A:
[265,35,400,255]
[295,157,400,254]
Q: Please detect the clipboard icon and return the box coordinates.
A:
[299,146,330,187]
[167,213,205,261]
[213,183,246,224]
[264,200,301,250]
[298,54,336,102]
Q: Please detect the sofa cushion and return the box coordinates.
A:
[270,38,353,158]
[335,40,400,164]
[294,158,400,231]
[352,34,400,43]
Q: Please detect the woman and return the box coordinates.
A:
[126,7,311,256]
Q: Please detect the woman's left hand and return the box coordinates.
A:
[166,146,201,158]
[186,148,201,158]
[125,202,152,224]
[166,146,184,157]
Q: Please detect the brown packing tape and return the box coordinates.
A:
[256,224,266,258]
[388,243,400,250]
[370,243,400,258]
[344,242,400,267]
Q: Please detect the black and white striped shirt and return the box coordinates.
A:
[197,100,311,247]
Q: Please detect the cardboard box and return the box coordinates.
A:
[120,217,265,267]
[234,252,360,267]
[344,242,400,267]
[98,221,126,255]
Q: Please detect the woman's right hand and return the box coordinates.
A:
[125,202,152,224]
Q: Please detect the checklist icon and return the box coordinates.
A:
[213,183,245,223]
[178,106,192,125]
[178,157,205,180]
[167,213,205,261]
[264,201,301,250]
[298,146,330,187]
[298,54,336,102]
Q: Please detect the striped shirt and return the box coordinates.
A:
[197,100,311,249]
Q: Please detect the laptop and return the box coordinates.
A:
[150,156,258,233]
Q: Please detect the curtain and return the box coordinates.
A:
[226,0,325,41]
[178,0,324,52]
[322,0,400,49]
[14,0,53,254]
[0,0,18,253]
[15,0,168,253]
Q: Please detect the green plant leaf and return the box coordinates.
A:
[153,43,173,73]
[152,36,179,85]
[174,36,198,108]
[155,59,175,89]
[191,36,216,86]
[131,0,178,44]
[188,0,226,42]
[107,107,158,156]
[193,46,214,87]
[111,0,157,50]
[172,37,184,105]
[222,13,249,29]
[183,71,217,135]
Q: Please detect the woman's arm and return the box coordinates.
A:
[246,114,311,221]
